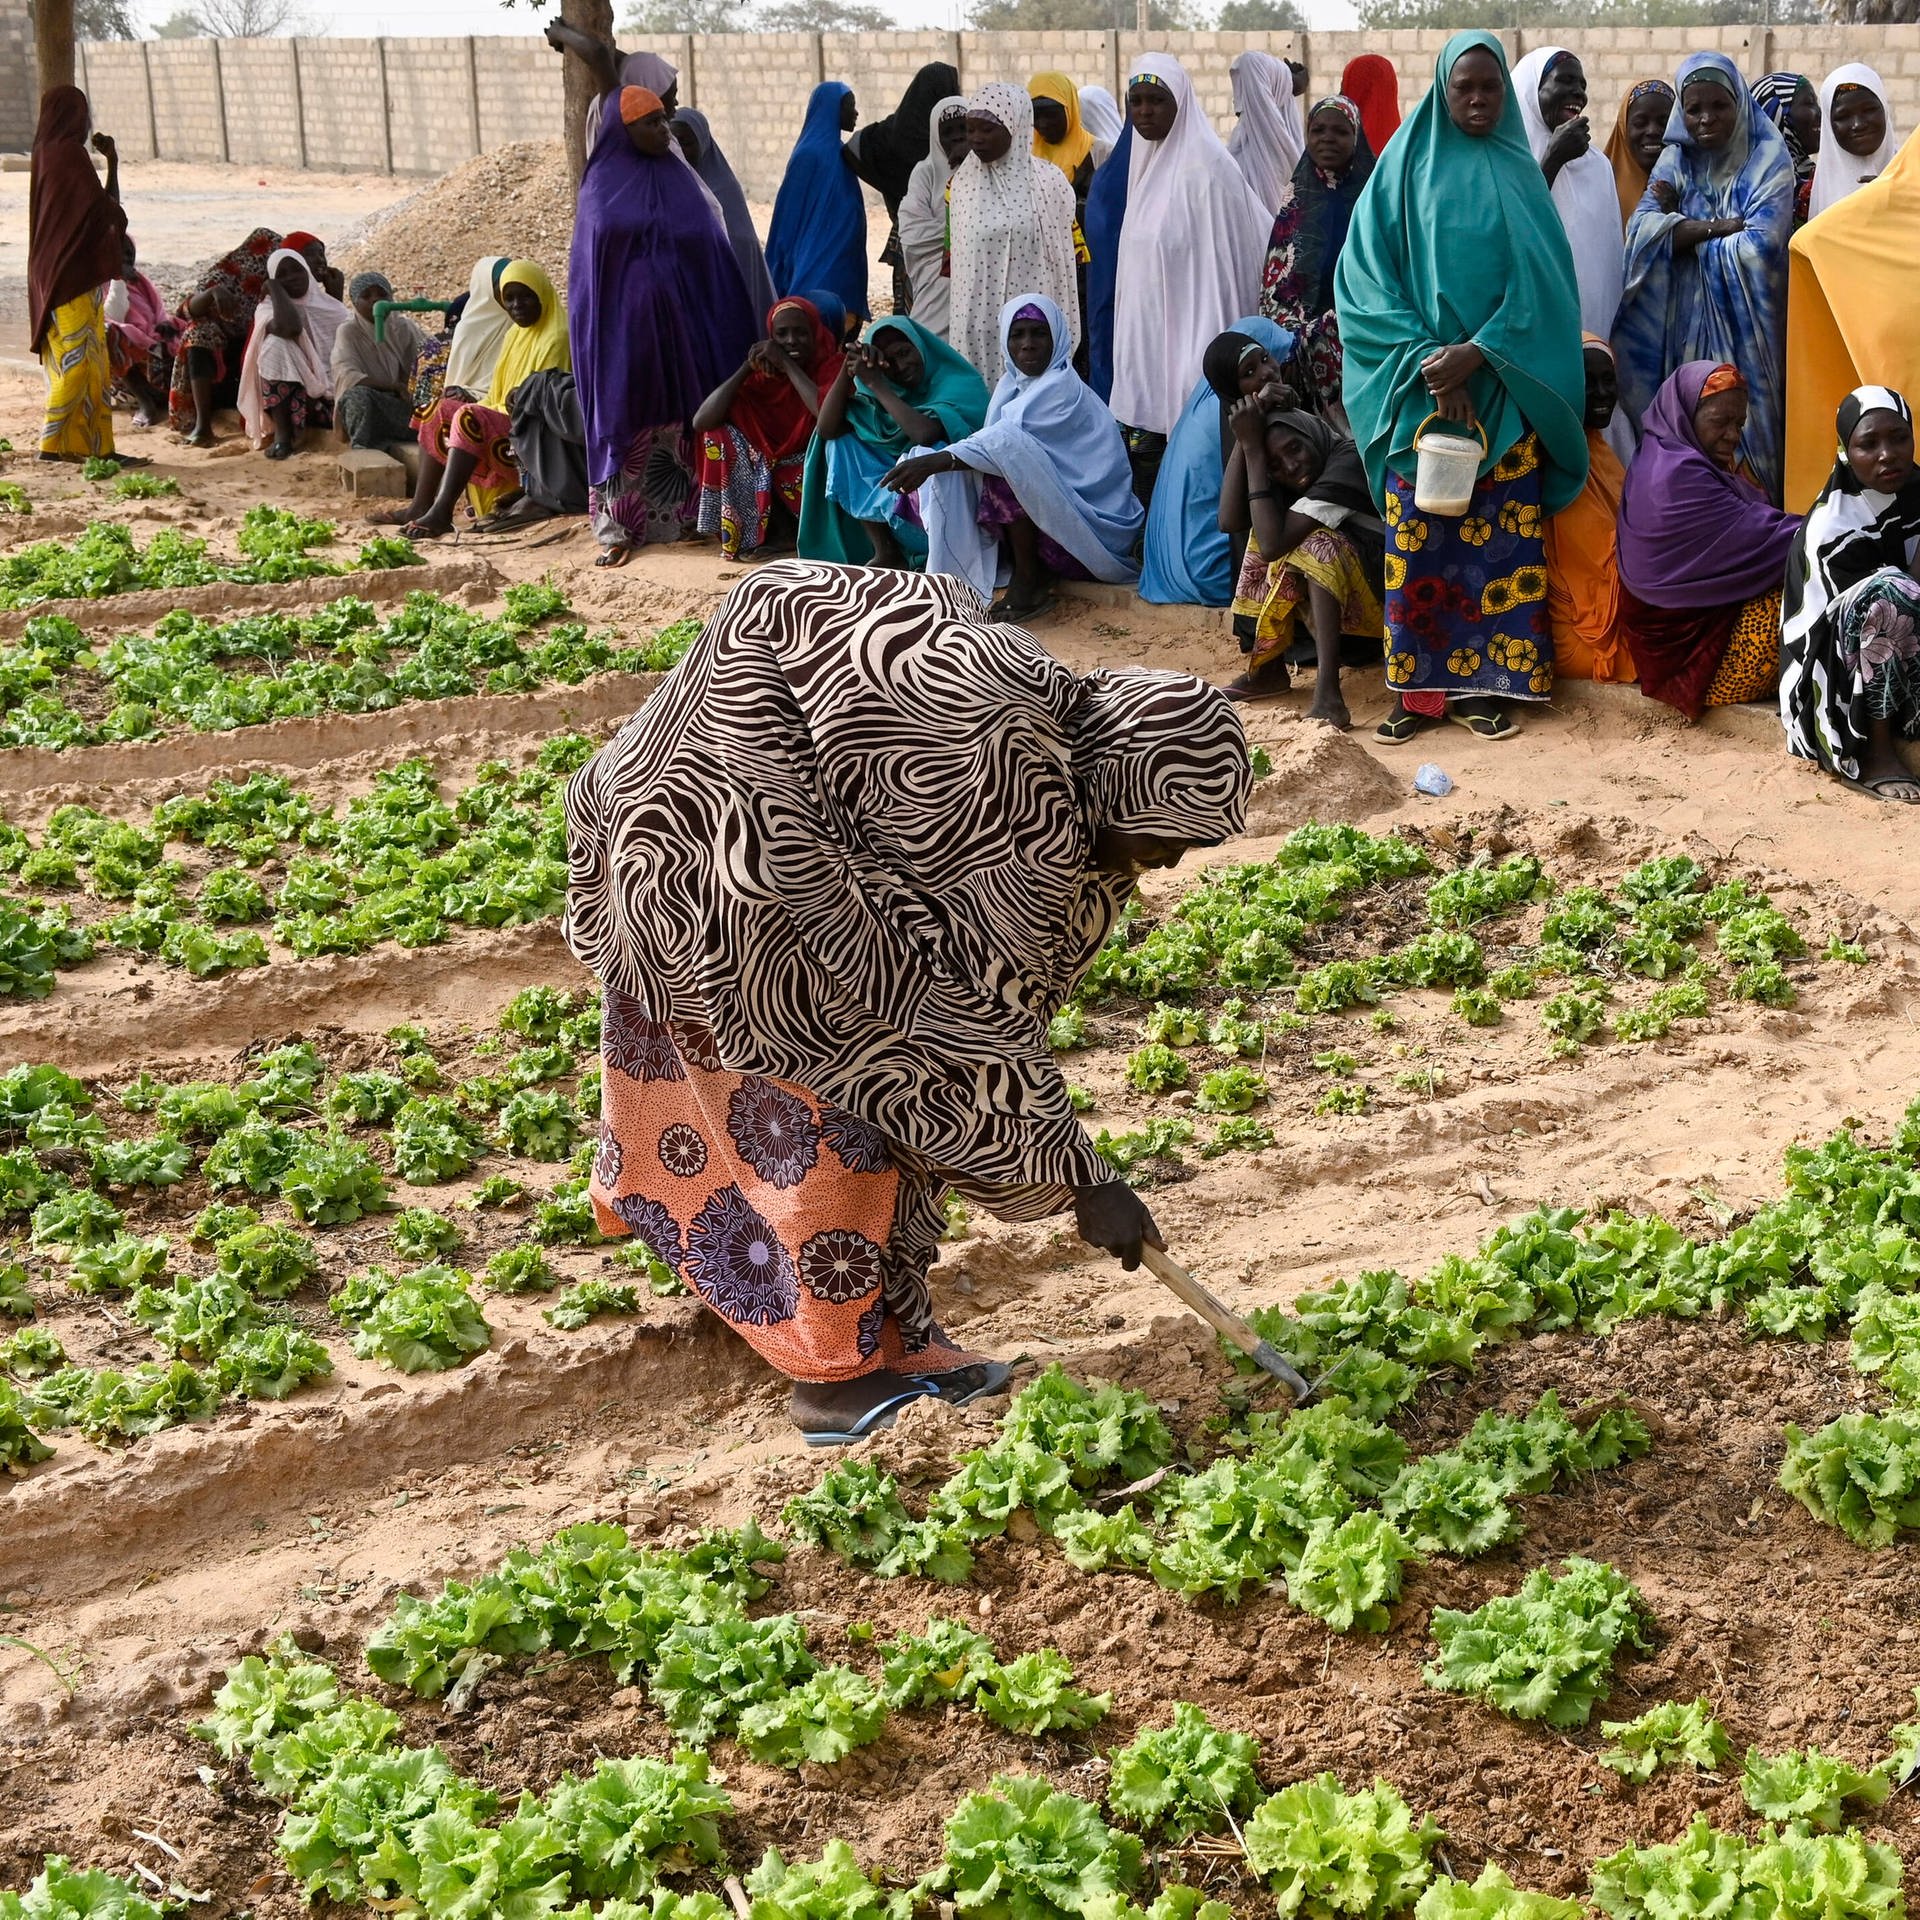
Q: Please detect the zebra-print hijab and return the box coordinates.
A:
[563,560,1248,1203]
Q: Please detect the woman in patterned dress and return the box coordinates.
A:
[1615,361,1802,719]
[563,561,1250,1443]
[1335,32,1588,744]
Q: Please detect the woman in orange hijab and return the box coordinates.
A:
[1340,55,1402,155]
[1544,337,1633,681]
[1602,78,1674,229]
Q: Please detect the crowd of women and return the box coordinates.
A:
[26,34,1920,798]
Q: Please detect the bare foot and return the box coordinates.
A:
[595,543,634,569]
[365,505,416,527]
[1304,687,1352,731]
[1224,657,1292,702]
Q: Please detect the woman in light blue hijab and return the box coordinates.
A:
[1139,314,1293,606]
[1614,51,1795,501]
[886,292,1143,618]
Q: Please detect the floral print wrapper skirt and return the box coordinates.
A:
[591,991,982,1384]
[40,289,114,458]
[1383,432,1553,716]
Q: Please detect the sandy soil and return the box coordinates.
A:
[5,334,1920,1912]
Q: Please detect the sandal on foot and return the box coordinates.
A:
[1448,709,1519,741]
[907,1360,1014,1408]
[1861,773,1920,804]
[797,1386,933,1447]
[992,592,1055,624]
[1374,710,1429,744]
[1224,665,1292,703]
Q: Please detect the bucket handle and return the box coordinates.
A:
[1412,412,1489,455]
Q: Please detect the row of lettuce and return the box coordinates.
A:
[0,577,695,752]
[0,990,675,1464]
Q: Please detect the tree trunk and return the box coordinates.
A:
[34,0,76,97]
[561,0,614,188]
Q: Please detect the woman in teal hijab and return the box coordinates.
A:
[1335,32,1587,742]
[799,314,991,566]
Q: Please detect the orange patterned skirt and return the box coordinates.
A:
[590,991,980,1385]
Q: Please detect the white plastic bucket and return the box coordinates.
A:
[1411,414,1489,517]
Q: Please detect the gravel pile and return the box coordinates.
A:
[337,140,577,299]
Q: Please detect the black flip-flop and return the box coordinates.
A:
[908,1359,1014,1408]
[1860,774,1920,805]
[992,594,1056,625]
[1375,710,1429,744]
[1448,709,1519,741]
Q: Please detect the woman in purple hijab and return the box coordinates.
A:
[569,86,758,567]
[1617,359,1803,717]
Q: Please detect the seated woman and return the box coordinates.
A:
[1542,335,1633,681]
[1221,399,1383,728]
[167,228,282,446]
[391,260,570,538]
[694,297,843,560]
[1781,387,1920,801]
[283,230,345,303]
[1617,362,1803,718]
[237,247,349,459]
[798,316,989,570]
[1139,319,1294,607]
[883,294,1143,620]
[104,236,171,427]
[330,270,425,451]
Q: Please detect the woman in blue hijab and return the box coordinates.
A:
[1614,52,1794,501]
[886,292,1143,619]
[766,82,870,323]
[1139,314,1293,606]
[1081,121,1132,404]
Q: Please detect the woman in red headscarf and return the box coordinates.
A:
[1340,55,1402,156]
[28,85,128,460]
[693,295,844,559]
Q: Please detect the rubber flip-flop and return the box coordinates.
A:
[908,1359,1014,1408]
[993,595,1056,625]
[799,1386,934,1448]
[1861,775,1920,804]
[1375,711,1428,744]
[1448,709,1519,741]
[1224,670,1291,704]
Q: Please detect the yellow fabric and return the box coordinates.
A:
[483,259,570,413]
[39,287,113,458]
[1786,124,1920,512]
[1235,526,1384,673]
[1603,82,1665,231]
[1702,589,1782,706]
[1029,72,1093,179]
[1544,426,1632,681]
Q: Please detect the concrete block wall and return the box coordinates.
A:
[0,0,33,154]
[222,38,305,168]
[691,33,825,203]
[296,39,388,172]
[67,24,1920,192]
[78,41,155,157]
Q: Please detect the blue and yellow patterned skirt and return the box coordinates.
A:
[1382,431,1554,704]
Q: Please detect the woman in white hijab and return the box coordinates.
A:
[444,256,514,400]
[1226,49,1305,214]
[236,246,349,457]
[1079,85,1124,168]
[1513,47,1625,343]
[1110,53,1272,448]
[1809,65,1900,219]
[898,94,969,338]
[949,83,1081,387]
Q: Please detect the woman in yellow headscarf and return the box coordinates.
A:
[1784,125,1920,510]
[394,258,571,537]
[1029,72,1095,208]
